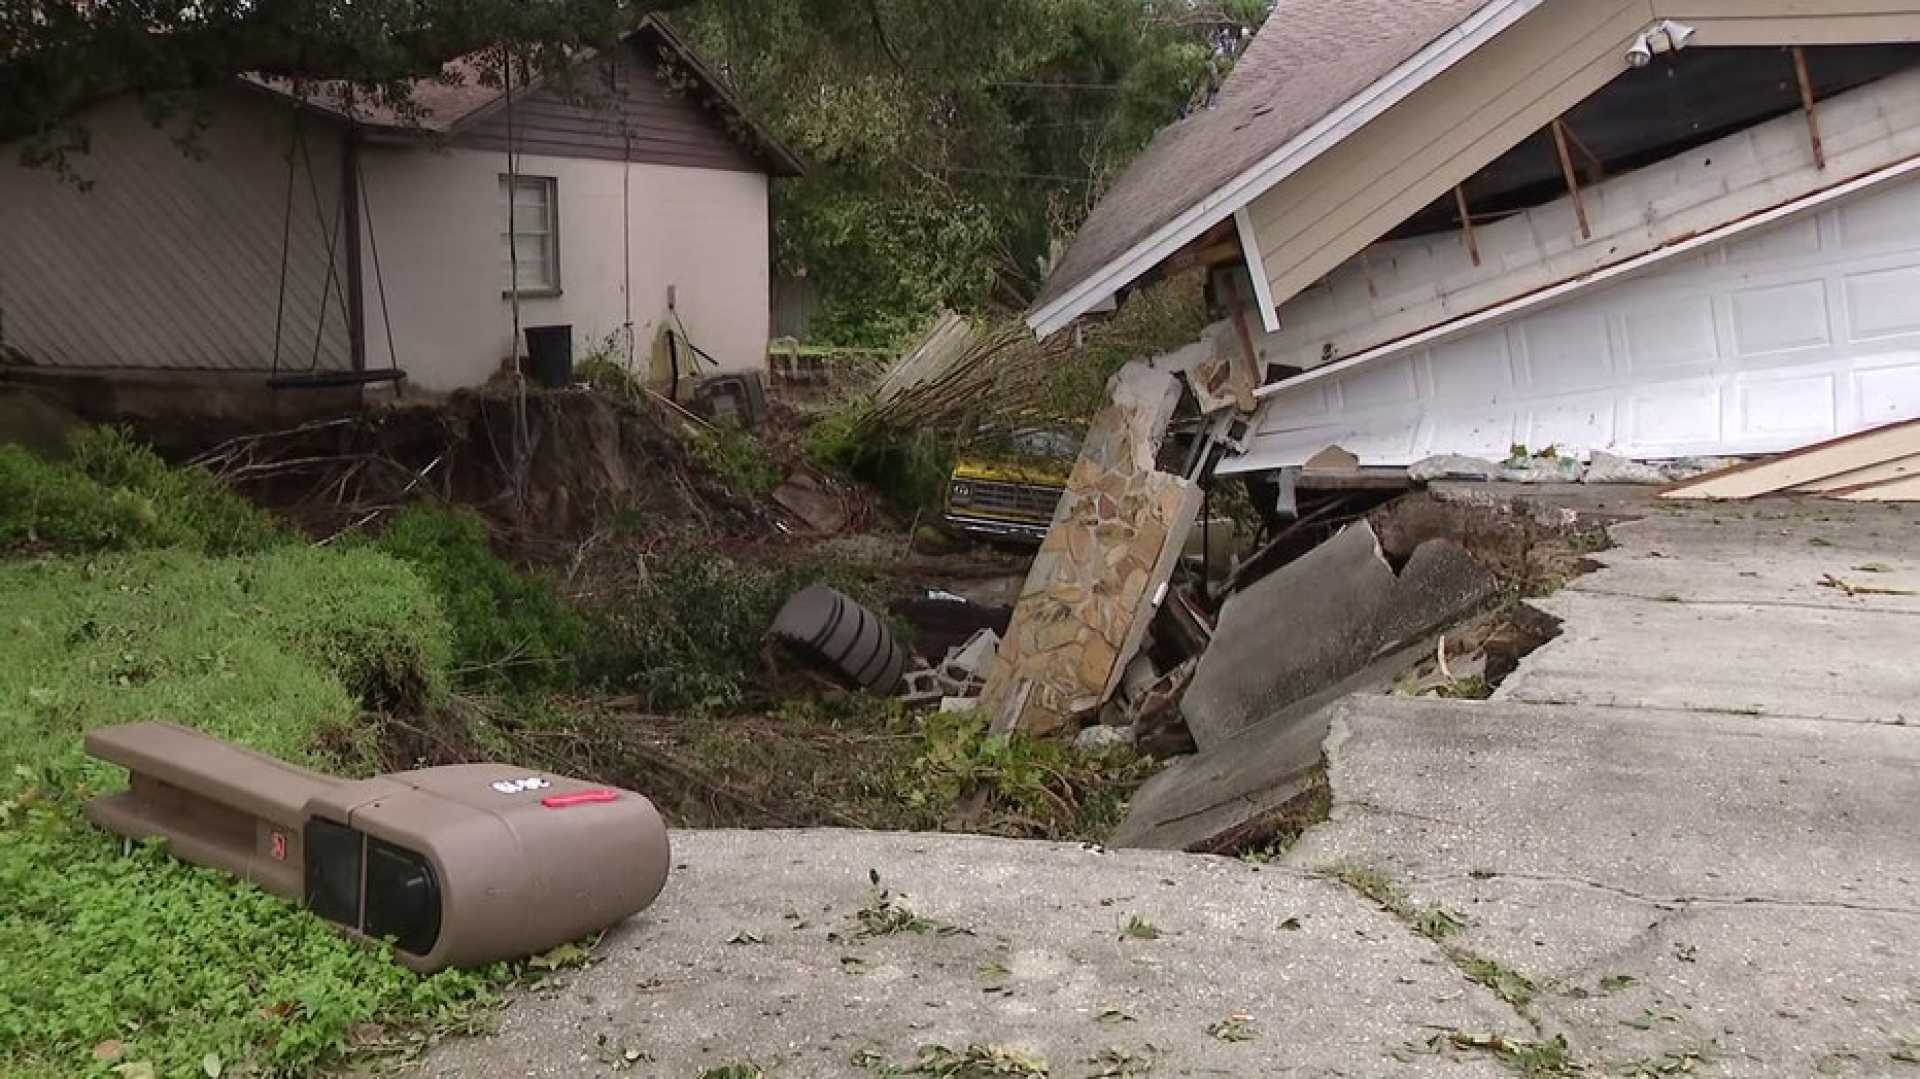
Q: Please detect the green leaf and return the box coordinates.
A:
[202,1051,224,1077]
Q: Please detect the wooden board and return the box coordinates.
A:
[1660,419,1920,500]
[1790,452,1920,493]
[1831,472,1920,502]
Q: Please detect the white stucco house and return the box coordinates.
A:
[1035,0,1920,477]
[0,18,802,396]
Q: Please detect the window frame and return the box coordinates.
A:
[499,174,562,298]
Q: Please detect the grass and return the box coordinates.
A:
[0,427,286,556]
[0,546,506,1077]
[371,505,582,691]
[0,434,518,1076]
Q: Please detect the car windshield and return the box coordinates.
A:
[1004,427,1081,460]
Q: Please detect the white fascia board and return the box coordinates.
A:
[1026,0,1545,337]
[1233,207,1282,333]
[1244,150,1920,411]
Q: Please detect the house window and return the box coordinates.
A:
[500,175,559,295]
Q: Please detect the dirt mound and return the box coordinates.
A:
[195,389,771,543]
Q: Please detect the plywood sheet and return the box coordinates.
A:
[1831,471,1920,501]
[1661,419,1920,499]
[1791,452,1920,492]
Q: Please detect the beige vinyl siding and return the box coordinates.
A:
[0,90,352,372]
[1244,0,1920,324]
[1247,0,1653,312]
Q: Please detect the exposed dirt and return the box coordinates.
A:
[192,388,770,549]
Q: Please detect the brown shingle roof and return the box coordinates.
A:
[1034,0,1491,313]
[246,17,804,176]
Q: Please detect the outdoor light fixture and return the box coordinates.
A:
[83,721,670,973]
[1626,20,1697,68]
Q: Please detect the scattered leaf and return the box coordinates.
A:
[726,930,766,945]
[1205,1015,1257,1043]
[1121,915,1160,941]
[93,1041,125,1063]
[202,1052,223,1078]
[113,1065,158,1079]
[1096,1008,1136,1025]
[1279,916,1302,931]
[1600,974,1637,993]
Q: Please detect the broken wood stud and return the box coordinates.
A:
[1454,185,1481,267]
[1793,46,1827,171]
[1551,119,1593,240]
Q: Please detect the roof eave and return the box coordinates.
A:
[1026,0,1542,338]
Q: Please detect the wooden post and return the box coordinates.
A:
[342,133,366,372]
[1793,46,1827,170]
[1551,119,1592,240]
[1454,185,1481,267]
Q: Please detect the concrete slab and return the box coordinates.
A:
[1183,523,1495,749]
[1567,511,1920,612]
[423,830,1526,1078]
[1499,590,1919,724]
[1293,695,1920,1077]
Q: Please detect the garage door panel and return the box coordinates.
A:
[1228,171,1920,473]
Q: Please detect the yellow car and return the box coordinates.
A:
[944,427,1081,544]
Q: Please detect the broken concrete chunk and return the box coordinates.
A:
[1072,724,1135,755]
[941,629,1001,685]
[1110,697,1326,851]
[772,471,850,533]
[1180,521,1496,751]
[1660,456,1745,482]
[1498,455,1584,484]
[1408,454,1503,482]
[1581,451,1667,485]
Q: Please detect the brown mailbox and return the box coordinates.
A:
[83,721,670,972]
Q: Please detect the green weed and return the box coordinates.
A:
[891,712,1150,839]
[582,549,893,714]
[691,424,783,496]
[806,398,955,516]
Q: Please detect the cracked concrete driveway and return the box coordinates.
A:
[422,494,1919,1077]
[424,831,1525,1077]
[1294,495,1920,1076]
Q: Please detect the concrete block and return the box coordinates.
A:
[1182,521,1495,750]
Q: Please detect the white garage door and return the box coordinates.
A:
[1225,168,1920,473]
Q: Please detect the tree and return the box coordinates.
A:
[679,0,1269,345]
[2,0,678,152]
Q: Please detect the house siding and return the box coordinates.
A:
[1240,0,1920,326]
[456,39,764,174]
[1255,66,1920,373]
[356,144,770,392]
[0,91,352,372]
